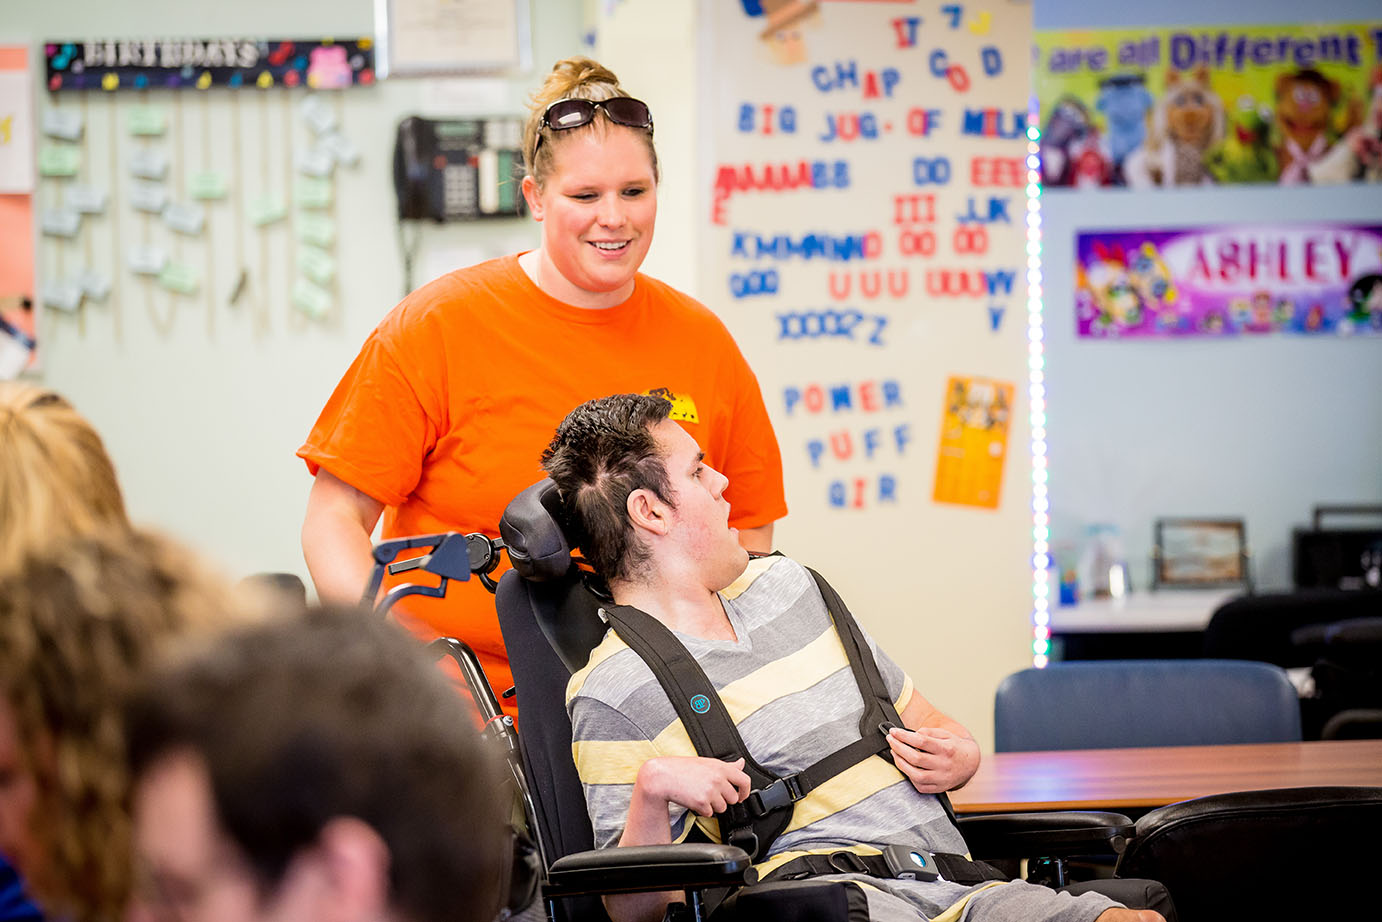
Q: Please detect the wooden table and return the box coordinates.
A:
[949,739,1382,814]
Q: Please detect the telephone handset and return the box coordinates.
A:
[392,116,524,222]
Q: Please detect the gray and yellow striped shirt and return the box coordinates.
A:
[566,555,1120,922]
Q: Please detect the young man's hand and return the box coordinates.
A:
[635,756,752,817]
[886,726,980,793]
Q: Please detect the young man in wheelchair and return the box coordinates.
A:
[541,393,1166,922]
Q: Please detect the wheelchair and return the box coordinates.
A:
[367,480,1172,922]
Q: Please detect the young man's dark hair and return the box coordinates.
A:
[125,606,509,922]
[540,393,674,581]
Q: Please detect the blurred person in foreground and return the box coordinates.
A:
[125,606,511,922]
[0,530,241,922]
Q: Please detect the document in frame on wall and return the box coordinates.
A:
[377,0,532,77]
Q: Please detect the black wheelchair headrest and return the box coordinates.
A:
[499,479,576,582]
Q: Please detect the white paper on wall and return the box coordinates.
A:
[0,68,36,193]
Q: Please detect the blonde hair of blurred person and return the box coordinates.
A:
[0,528,243,922]
[0,381,128,575]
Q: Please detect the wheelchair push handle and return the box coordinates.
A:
[363,531,507,614]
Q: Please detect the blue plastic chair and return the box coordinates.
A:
[994,659,1301,752]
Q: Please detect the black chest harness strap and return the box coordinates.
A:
[756,849,1008,887]
[601,563,965,867]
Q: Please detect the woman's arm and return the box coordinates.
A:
[736,523,773,554]
[301,469,386,604]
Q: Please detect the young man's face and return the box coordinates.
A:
[650,418,749,591]
[129,749,374,922]
[128,750,269,922]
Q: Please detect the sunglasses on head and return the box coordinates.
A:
[533,96,654,160]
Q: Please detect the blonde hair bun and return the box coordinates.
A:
[522,56,657,186]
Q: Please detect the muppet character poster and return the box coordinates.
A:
[1035,21,1382,188]
[1075,223,1382,338]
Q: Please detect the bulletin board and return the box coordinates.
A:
[700,0,1034,731]
[30,38,373,347]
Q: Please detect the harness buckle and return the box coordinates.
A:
[746,775,805,818]
[728,826,760,862]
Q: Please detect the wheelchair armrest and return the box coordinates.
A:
[544,843,751,898]
[957,811,1135,859]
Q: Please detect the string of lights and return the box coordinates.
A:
[1025,101,1049,668]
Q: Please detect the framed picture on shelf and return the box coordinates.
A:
[1152,518,1251,591]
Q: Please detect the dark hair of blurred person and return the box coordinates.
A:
[0,529,238,922]
[125,606,510,922]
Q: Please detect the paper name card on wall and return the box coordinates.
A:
[291,277,331,317]
[128,244,168,275]
[295,177,333,209]
[40,207,81,237]
[127,106,168,136]
[300,95,338,135]
[318,132,360,167]
[188,170,229,200]
[248,194,287,226]
[129,147,169,180]
[43,280,84,312]
[41,108,83,141]
[162,201,206,236]
[65,184,108,214]
[45,38,376,92]
[158,262,199,295]
[295,148,334,178]
[296,213,335,247]
[297,247,336,285]
[77,269,112,301]
[128,180,169,213]
[37,146,81,177]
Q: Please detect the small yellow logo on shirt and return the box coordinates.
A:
[646,387,699,424]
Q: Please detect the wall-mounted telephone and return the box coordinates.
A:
[393,116,524,222]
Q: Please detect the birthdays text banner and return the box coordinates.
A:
[45,39,375,92]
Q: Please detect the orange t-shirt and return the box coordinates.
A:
[298,255,787,713]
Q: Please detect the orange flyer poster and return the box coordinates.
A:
[932,375,1014,509]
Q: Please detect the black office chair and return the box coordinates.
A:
[1115,786,1382,921]
[1202,588,1381,667]
[488,479,1166,921]
[1292,612,1382,739]
[994,659,1302,752]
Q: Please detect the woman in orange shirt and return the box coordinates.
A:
[298,58,786,712]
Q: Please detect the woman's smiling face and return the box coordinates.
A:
[523,125,658,309]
